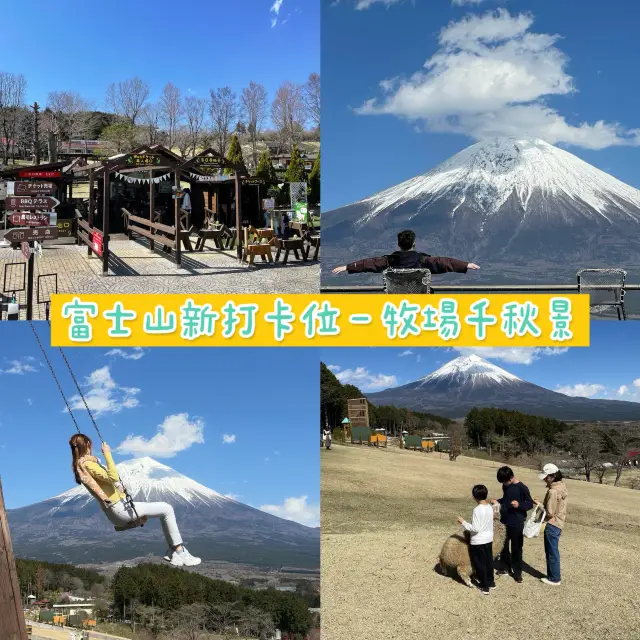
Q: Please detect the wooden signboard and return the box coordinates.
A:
[243,178,265,185]
[194,156,227,168]
[0,479,29,640]
[124,153,161,167]
[4,226,58,243]
[6,196,60,211]
[57,219,74,238]
[8,213,56,227]
[14,182,56,195]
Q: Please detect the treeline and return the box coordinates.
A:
[0,71,319,167]
[465,407,567,456]
[16,558,105,599]
[321,363,452,435]
[112,563,312,637]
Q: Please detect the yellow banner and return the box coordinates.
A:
[49,294,589,347]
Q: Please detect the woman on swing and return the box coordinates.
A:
[70,433,201,567]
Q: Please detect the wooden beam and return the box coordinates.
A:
[0,478,28,640]
[235,173,242,262]
[87,169,94,256]
[174,170,182,268]
[149,168,154,252]
[102,171,110,276]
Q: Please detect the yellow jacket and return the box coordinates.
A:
[78,451,125,503]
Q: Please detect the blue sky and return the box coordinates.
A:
[4,0,318,127]
[322,322,640,402]
[322,0,640,209]
[0,325,319,527]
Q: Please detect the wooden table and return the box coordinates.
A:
[273,237,307,264]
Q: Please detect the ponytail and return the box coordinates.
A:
[69,434,92,485]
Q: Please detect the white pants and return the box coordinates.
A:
[105,500,183,548]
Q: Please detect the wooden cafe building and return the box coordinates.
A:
[69,144,274,274]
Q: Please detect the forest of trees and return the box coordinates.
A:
[320,362,452,436]
[111,564,312,638]
[16,558,105,598]
[0,71,319,167]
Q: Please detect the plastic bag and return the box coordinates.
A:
[523,504,546,538]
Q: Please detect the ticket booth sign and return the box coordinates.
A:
[92,230,104,257]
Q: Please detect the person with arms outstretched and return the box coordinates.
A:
[331,229,479,276]
[69,433,201,567]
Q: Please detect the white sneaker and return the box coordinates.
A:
[163,548,174,562]
[170,551,184,567]
[176,547,201,566]
[540,577,561,586]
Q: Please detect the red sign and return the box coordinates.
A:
[6,196,60,211]
[92,230,103,257]
[14,182,56,195]
[8,213,52,227]
[21,241,30,260]
[18,170,61,179]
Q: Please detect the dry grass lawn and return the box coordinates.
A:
[322,445,640,640]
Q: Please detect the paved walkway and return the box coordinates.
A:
[30,620,128,639]
[0,236,319,319]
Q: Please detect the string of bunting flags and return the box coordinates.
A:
[114,171,172,184]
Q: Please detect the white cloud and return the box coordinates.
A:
[327,364,342,372]
[224,493,240,501]
[555,383,606,398]
[333,366,398,391]
[454,347,568,365]
[116,412,205,458]
[617,385,629,396]
[633,379,640,389]
[399,350,413,356]
[1,358,38,375]
[356,0,404,9]
[260,495,320,527]
[271,0,284,27]
[452,0,488,4]
[67,366,140,417]
[356,9,640,149]
[105,347,145,361]
[222,433,236,444]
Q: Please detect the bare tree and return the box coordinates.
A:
[0,71,27,164]
[447,423,465,461]
[105,76,150,125]
[558,424,603,482]
[240,81,268,169]
[173,126,191,158]
[602,424,640,487]
[44,92,97,154]
[159,81,183,149]
[209,86,237,156]
[271,81,306,151]
[139,102,162,146]
[303,72,320,128]
[184,96,207,157]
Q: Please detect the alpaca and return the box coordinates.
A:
[437,505,506,587]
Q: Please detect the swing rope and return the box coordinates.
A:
[30,322,142,526]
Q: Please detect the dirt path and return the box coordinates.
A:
[321,445,640,640]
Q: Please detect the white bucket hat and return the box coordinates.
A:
[539,463,559,480]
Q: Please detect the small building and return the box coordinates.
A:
[53,601,95,617]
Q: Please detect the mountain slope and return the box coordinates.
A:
[323,137,640,295]
[7,458,319,568]
[366,354,640,420]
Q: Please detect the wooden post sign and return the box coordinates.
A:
[6,196,60,211]
[124,154,161,167]
[194,156,227,168]
[0,478,29,640]
[8,213,57,227]
[18,170,60,179]
[13,182,56,195]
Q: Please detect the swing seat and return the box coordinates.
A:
[114,516,148,531]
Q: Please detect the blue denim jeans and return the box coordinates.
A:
[544,523,562,582]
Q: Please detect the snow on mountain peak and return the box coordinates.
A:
[53,457,228,509]
[358,136,640,224]
[419,354,522,385]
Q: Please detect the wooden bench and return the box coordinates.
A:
[243,244,273,265]
[305,233,321,261]
[195,227,228,251]
[273,237,307,264]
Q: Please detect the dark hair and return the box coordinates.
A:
[69,433,92,485]
[548,471,563,483]
[397,230,416,251]
[472,484,488,500]
[497,466,514,483]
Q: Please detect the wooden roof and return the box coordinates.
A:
[0,160,69,178]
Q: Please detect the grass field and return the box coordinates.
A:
[322,445,640,640]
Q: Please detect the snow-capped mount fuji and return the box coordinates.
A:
[366,354,640,421]
[7,457,319,568]
[323,137,640,292]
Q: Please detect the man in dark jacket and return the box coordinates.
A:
[491,466,533,583]
[331,229,480,276]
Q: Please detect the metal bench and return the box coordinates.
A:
[576,268,626,320]
[383,268,432,294]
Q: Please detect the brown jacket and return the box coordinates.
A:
[543,481,568,530]
[346,250,469,275]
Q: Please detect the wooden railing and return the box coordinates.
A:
[125,209,177,251]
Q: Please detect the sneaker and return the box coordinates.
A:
[514,576,523,583]
[169,552,185,567]
[489,584,497,590]
[540,578,561,586]
[480,589,490,596]
[163,548,174,562]
[176,547,201,567]
[496,569,511,576]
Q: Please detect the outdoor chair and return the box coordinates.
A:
[383,268,432,294]
[576,268,627,320]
